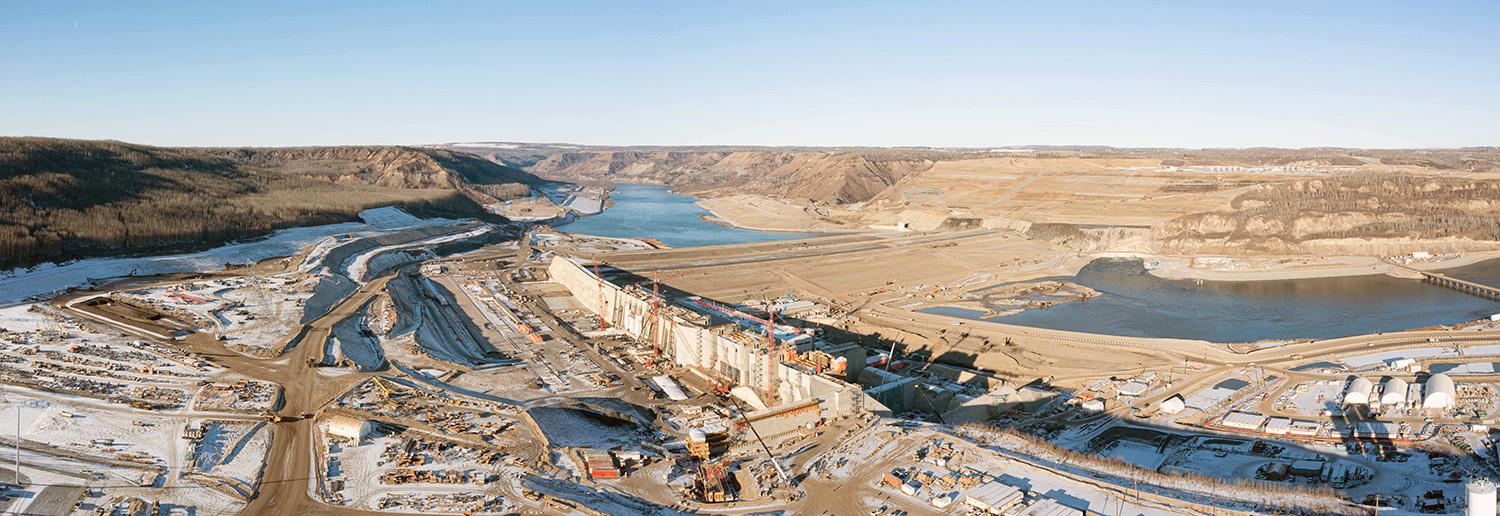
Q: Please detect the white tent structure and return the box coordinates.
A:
[1380,378,1409,406]
[1343,377,1374,405]
[1158,394,1186,415]
[326,415,373,444]
[1424,373,1456,409]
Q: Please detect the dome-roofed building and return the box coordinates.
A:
[1423,373,1456,409]
[1343,377,1374,406]
[1381,377,1409,406]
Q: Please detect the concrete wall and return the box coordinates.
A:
[549,256,868,419]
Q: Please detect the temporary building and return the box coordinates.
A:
[1380,378,1409,406]
[652,375,690,401]
[1117,380,1149,397]
[963,481,1024,514]
[1342,377,1374,405]
[1424,373,1456,409]
[326,415,372,443]
[1221,411,1267,431]
[1158,394,1186,415]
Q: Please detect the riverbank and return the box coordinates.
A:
[694,194,861,233]
[1143,251,1500,282]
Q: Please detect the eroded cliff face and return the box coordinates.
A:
[517,149,941,204]
[1156,175,1500,255]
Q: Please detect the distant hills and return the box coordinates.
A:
[446,142,1500,205]
[0,138,539,269]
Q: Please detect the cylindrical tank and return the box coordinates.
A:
[1467,478,1496,516]
[1425,373,1456,409]
[1381,377,1409,406]
[1343,377,1374,405]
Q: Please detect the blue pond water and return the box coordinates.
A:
[920,258,1500,342]
[557,184,819,247]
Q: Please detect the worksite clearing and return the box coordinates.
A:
[6,184,1500,516]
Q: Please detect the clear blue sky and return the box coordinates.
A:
[3,1,1497,148]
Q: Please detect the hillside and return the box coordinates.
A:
[449,142,1500,257]
[0,138,538,269]
[453,144,952,204]
[1156,174,1500,255]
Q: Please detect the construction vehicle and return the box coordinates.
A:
[372,377,394,398]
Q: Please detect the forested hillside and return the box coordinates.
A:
[0,138,535,269]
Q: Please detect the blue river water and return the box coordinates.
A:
[557,184,820,247]
[920,258,1500,343]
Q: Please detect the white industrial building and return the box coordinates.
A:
[325,415,373,444]
[963,481,1025,514]
[1157,394,1185,415]
[1221,411,1267,431]
[1424,373,1456,409]
[547,257,872,419]
[1380,377,1409,406]
[1117,380,1149,397]
[1343,377,1374,405]
[1287,420,1322,437]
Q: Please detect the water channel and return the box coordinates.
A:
[921,258,1500,342]
[557,183,820,247]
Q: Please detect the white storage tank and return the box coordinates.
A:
[1425,373,1456,409]
[1468,478,1496,516]
[1343,377,1374,405]
[1380,378,1409,406]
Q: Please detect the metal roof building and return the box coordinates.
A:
[962,481,1025,514]
[1221,411,1268,431]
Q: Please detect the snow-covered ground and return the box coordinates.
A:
[325,429,508,512]
[346,226,494,283]
[119,273,316,354]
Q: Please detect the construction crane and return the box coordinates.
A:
[763,300,780,406]
[591,255,610,330]
[650,271,662,360]
[371,377,393,398]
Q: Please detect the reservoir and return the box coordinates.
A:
[921,258,1500,342]
[558,184,820,247]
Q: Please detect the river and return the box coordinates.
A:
[557,184,820,247]
[920,258,1500,342]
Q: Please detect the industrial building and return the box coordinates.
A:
[547,257,874,419]
[1424,373,1456,409]
[1343,377,1374,406]
[963,481,1025,514]
[325,415,373,445]
[1380,377,1408,406]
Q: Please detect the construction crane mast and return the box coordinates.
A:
[651,271,662,360]
[763,300,779,406]
[591,255,609,330]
